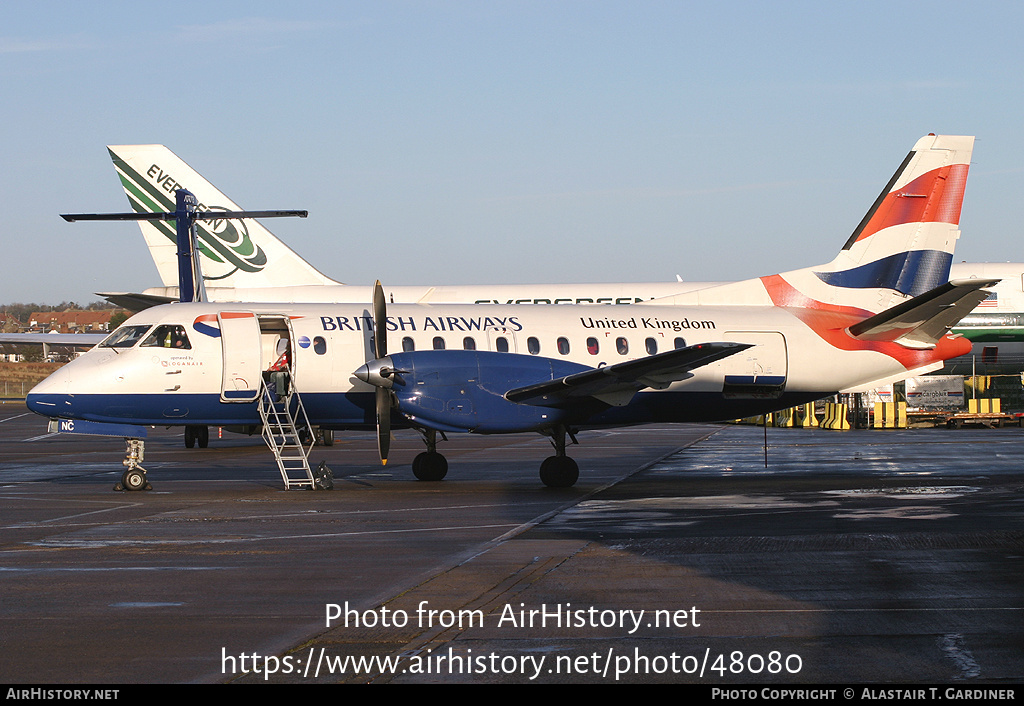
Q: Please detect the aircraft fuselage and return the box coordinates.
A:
[27,300,969,434]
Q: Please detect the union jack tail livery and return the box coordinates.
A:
[800,133,973,309]
[649,134,988,376]
[654,134,976,312]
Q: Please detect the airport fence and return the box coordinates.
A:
[0,362,64,399]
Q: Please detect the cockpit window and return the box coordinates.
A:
[99,325,152,349]
[141,325,192,350]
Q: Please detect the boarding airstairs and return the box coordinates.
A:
[258,373,333,490]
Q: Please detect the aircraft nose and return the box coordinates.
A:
[26,366,72,417]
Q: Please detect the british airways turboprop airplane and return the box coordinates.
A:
[27,135,989,491]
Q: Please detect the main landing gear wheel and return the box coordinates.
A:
[412,452,448,481]
[539,424,580,487]
[539,456,579,488]
[184,425,209,448]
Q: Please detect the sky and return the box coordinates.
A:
[2,0,1023,305]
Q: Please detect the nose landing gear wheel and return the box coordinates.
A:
[115,438,152,491]
[120,468,150,492]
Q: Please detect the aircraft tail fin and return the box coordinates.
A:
[804,133,973,308]
[649,134,974,315]
[107,145,341,290]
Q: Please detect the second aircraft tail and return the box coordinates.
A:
[108,144,341,290]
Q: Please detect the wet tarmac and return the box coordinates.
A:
[0,401,1021,684]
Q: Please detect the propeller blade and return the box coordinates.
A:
[370,280,391,465]
[373,280,387,360]
[376,386,391,465]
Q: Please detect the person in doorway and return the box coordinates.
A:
[269,338,290,371]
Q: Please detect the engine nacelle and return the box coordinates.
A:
[386,350,593,433]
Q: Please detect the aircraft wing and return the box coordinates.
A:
[0,333,106,347]
[848,278,999,350]
[97,291,176,312]
[505,342,752,407]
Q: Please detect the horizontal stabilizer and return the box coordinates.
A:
[61,210,308,222]
[848,278,999,349]
[506,342,752,407]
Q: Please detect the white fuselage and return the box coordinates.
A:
[27,299,969,432]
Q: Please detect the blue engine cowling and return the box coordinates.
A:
[386,350,594,433]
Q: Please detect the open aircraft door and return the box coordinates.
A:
[219,312,263,402]
[719,331,788,399]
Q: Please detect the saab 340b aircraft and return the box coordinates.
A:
[28,135,991,491]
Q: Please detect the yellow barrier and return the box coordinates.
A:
[772,409,794,427]
[797,403,818,428]
[968,398,1001,414]
[821,403,850,430]
[967,376,990,394]
[872,401,907,429]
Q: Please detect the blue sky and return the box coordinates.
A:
[2,1,1022,304]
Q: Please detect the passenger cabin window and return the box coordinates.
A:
[141,324,191,350]
[645,337,658,355]
[313,336,327,355]
[99,325,151,349]
[674,337,686,350]
[432,336,446,350]
[495,337,509,353]
[463,337,476,350]
[527,337,541,355]
[587,337,599,355]
[616,337,628,355]
[402,336,415,352]
[557,337,570,355]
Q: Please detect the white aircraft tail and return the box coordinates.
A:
[108,145,341,289]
